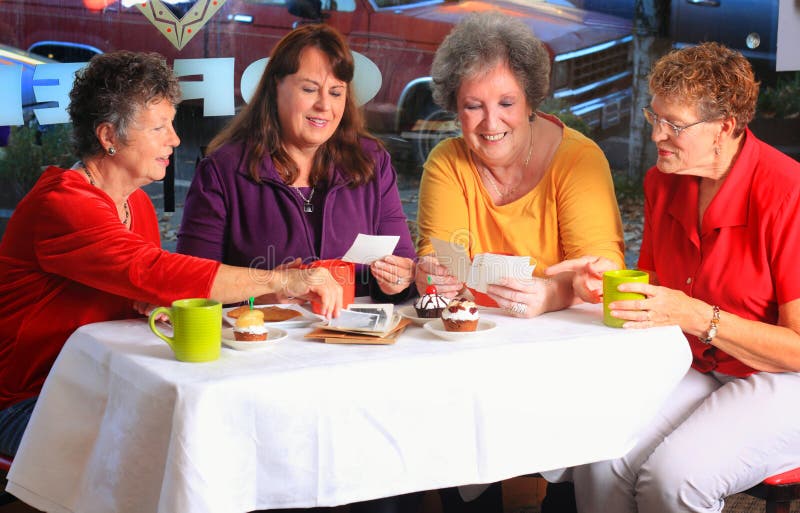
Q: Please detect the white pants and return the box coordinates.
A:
[544,369,800,513]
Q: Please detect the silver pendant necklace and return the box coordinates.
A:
[292,186,315,213]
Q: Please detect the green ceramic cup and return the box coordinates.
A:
[148,298,222,362]
[603,270,649,328]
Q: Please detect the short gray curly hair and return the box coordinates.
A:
[430,11,551,113]
[68,51,181,160]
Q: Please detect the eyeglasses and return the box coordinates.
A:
[642,107,710,137]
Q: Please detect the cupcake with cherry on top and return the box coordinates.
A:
[441,297,480,332]
[233,309,269,341]
[415,283,449,318]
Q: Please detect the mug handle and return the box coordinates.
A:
[149,307,176,353]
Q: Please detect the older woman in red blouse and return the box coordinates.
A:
[0,51,341,458]
[547,42,800,513]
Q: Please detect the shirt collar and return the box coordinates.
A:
[700,127,759,232]
[664,127,759,241]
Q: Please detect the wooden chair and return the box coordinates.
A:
[0,453,18,505]
[745,467,800,513]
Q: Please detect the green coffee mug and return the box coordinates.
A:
[148,298,222,362]
[603,270,649,328]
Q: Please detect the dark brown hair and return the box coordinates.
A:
[207,24,377,186]
[649,42,759,138]
[68,51,181,159]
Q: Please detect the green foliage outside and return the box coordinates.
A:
[757,71,800,119]
[0,123,76,204]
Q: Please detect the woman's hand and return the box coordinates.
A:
[545,256,620,304]
[258,258,304,304]
[608,282,703,329]
[486,277,553,318]
[370,255,415,295]
[278,267,343,319]
[414,255,463,298]
[133,301,168,322]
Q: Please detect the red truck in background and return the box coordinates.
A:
[0,0,634,164]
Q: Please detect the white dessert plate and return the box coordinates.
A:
[221,327,288,351]
[422,319,497,341]
[223,304,320,328]
[397,305,438,326]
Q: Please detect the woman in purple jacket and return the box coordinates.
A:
[177,24,416,304]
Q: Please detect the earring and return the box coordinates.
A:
[714,146,720,156]
[107,146,116,156]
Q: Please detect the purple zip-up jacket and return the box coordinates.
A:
[176,138,416,301]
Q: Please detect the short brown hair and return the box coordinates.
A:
[648,42,759,138]
[207,24,377,186]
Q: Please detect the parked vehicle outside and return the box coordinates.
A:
[573,0,780,85]
[0,0,634,166]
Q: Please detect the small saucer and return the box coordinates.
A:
[422,319,497,341]
[397,305,439,326]
[221,327,288,351]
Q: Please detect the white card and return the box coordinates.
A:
[467,254,536,293]
[341,234,400,264]
[430,237,471,283]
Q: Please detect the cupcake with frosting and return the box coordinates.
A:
[441,297,479,332]
[233,309,269,341]
[415,284,449,318]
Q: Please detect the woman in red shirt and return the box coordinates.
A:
[547,43,800,513]
[0,51,342,458]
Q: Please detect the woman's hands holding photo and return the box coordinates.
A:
[545,256,620,304]
[370,255,416,295]
[486,277,552,318]
[414,255,463,298]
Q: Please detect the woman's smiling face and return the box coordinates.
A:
[456,60,532,168]
[276,45,347,153]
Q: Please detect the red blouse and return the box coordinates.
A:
[638,130,800,377]
[0,167,220,408]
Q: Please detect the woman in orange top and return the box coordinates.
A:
[415,11,624,319]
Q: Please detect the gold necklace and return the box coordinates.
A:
[81,165,130,225]
[480,122,534,199]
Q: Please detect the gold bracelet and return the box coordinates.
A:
[702,305,720,344]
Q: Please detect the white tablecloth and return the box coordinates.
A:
[7,303,691,513]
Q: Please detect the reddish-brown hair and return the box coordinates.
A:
[648,42,759,138]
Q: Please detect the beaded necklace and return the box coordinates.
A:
[81,165,130,225]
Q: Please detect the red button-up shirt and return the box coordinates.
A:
[638,129,800,376]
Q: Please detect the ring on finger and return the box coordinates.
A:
[395,277,402,285]
[510,302,527,315]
